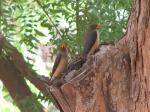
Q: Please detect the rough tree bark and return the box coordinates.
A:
[0,0,150,112]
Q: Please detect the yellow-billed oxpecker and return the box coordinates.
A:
[51,43,68,80]
[83,24,101,59]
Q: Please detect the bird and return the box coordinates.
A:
[51,43,68,80]
[83,24,101,60]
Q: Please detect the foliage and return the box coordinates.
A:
[0,0,132,56]
[0,0,132,111]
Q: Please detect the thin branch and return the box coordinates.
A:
[35,0,62,38]
[0,0,1,31]
[76,0,80,36]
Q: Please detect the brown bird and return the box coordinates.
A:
[51,43,68,80]
[83,24,101,59]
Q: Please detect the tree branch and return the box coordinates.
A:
[76,0,80,36]
[0,57,47,112]
[0,32,51,99]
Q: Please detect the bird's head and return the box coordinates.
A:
[88,24,101,30]
[59,43,68,55]
[60,43,67,51]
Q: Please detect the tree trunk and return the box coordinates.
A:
[48,0,150,111]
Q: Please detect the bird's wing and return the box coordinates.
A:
[83,30,97,56]
[52,53,62,75]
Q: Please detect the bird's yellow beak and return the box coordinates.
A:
[60,43,65,48]
[96,24,101,29]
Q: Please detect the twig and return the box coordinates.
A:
[35,0,62,38]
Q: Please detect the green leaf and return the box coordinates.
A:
[34,29,46,37]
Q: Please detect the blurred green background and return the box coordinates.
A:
[0,0,132,111]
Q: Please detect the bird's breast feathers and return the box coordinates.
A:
[87,30,100,56]
[53,56,68,78]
